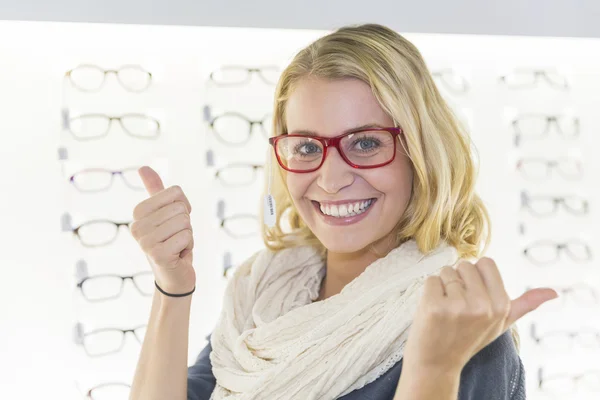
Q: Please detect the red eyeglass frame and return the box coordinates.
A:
[268,127,403,173]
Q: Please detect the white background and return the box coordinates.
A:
[0,20,599,399]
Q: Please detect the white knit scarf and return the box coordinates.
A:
[209,239,459,400]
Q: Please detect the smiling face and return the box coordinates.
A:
[284,77,414,254]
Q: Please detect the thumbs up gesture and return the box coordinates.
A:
[401,257,558,374]
[130,166,196,295]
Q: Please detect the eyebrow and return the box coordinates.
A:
[290,123,386,136]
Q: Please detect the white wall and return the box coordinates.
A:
[1,0,600,38]
[0,20,599,399]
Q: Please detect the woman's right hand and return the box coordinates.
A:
[132,166,196,294]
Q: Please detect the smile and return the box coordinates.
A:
[310,198,377,226]
[314,199,375,217]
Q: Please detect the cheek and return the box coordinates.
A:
[286,174,312,202]
[378,161,413,201]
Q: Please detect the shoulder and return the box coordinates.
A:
[458,330,526,400]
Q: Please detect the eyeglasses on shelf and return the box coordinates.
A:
[499,68,569,90]
[65,64,152,92]
[69,167,145,193]
[219,214,259,239]
[71,220,132,247]
[520,191,589,217]
[209,111,272,146]
[67,113,161,141]
[530,323,600,351]
[77,271,154,302]
[209,65,281,86]
[214,163,264,187]
[73,322,146,358]
[522,239,592,265]
[512,113,580,146]
[516,157,583,181]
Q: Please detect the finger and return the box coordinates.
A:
[147,229,193,267]
[179,232,194,259]
[505,288,558,328]
[138,214,192,252]
[163,229,194,260]
[133,184,192,220]
[439,266,466,298]
[130,201,189,239]
[139,166,164,195]
[456,260,491,304]
[422,275,445,303]
[475,257,510,314]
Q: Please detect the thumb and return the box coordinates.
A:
[506,288,558,327]
[138,166,165,196]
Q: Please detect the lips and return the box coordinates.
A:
[310,198,377,226]
[314,199,375,217]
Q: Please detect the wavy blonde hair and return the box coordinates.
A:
[259,23,519,351]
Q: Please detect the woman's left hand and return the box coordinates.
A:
[401,257,558,374]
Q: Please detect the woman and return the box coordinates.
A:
[129,24,558,400]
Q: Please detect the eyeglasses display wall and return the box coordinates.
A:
[58,54,173,397]
[497,62,600,399]
[0,21,599,400]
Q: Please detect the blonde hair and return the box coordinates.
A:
[259,23,520,351]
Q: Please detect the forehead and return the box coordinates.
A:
[285,77,393,136]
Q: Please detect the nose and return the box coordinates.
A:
[317,147,354,193]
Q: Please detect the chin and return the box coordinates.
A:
[311,228,376,254]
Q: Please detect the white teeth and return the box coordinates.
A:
[339,204,348,217]
[318,199,374,218]
[331,205,339,217]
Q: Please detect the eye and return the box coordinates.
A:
[352,136,381,151]
[293,141,322,156]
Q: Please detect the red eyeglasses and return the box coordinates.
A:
[268,127,403,173]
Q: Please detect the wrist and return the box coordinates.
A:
[155,272,196,295]
[402,360,462,381]
[155,280,196,298]
[395,360,462,400]
[402,351,465,376]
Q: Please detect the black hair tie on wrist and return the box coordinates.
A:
[155,281,196,297]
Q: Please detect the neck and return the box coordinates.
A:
[317,233,400,301]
